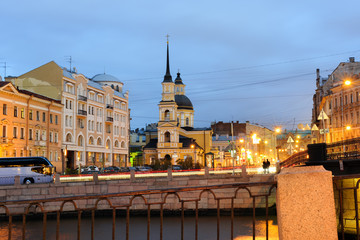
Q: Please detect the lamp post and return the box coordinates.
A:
[341,80,351,155]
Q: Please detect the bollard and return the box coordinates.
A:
[14,175,21,186]
[167,167,172,181]
[276,161,281,173]
[204,166,209,178]
[92,172,99,184]
[276,166,337,240]
[130,169,135,182]
[241,165,247,177]
[55,173,61,185]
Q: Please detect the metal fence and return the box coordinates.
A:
[0,181,277,240]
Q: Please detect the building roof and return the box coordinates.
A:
[92,73,122,83]
[143,135,198,150]
[87,79,104,91]
[175,72,183,85]
[175,95,193,110]
[163,42,173,83]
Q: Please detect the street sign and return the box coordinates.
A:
[287,136,294,143]
[311,124,319,131]
[320,129,329,134]
[318,109,329,120]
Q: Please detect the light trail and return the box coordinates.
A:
[60,167,277,183]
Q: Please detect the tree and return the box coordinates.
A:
[177,157,193,170]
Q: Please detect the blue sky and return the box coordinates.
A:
[2,0,360,130]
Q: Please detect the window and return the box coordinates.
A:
[14,106,18,117]
[35,130,40,141]
[29,110,33,120]
[41,130,46,141]
[69,116,73,127]
[2,126,6,137]
[69,101,72,110]
[164,131,170,142]
[42,112,46,122]
[13,127,17,138]
[49,132,53,142]
[29,129,33,140]
[351,94,354,103]
[55,115,58,124]
[66,133,72,142]
[78,135,83,146]
[186,118,189,126]
[55,151,58,162]
[54,133,58,143]
[20,128,24,139]
[21,108,25,118]
[164,110,170,121]
[89,136,94,145]
[66,100,68,109]
[36,111,40,121]
[65,116,68,127]
[3,104,7,115]
[50,114,53,124]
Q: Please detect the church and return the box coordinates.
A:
[143,42,213,167]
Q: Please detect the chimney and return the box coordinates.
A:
[350,57,355,63]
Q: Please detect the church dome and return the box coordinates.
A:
[175,95,193,110]
[92,74,121,83]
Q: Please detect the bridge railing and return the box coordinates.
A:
[0,181,277,240]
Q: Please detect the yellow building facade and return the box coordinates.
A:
[0,82,63,171]
[10,61,130,170]
[143,43,212,166]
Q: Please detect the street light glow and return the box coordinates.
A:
[344,80,351,86]
[275,128,281,133]
[346,125,351,130]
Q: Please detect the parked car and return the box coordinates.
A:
[137,166,152,172]
[128,167,139,172]
[172,165,182,170]
[119,167,130,172]
[104,166,120,173]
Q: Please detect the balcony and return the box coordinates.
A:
[35,140,46,146]
[0,137,13,144]
[106,104,114,109]
[106,117,114,122]
[78,95,87,102]
[77,110,87,116]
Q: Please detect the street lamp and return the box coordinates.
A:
[341,79,351,154]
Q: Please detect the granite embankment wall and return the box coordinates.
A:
[0,172,276,215]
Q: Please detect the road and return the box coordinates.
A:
[60,166,277,183]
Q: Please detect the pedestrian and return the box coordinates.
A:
[265,159,270,173]
[262,160,266,174]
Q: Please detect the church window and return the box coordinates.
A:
[164,132,170,142]
[164,110,170,121]
[186,118,189,126]
[177,87,179,92]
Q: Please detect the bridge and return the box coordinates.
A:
[0,156,359,239]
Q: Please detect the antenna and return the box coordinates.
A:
[65,56,72,72]
[0,62,7,79]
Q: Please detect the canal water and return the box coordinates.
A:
[0,215,278,240]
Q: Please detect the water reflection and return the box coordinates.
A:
[0,215,278,240]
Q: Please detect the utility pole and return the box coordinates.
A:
[231,121,235,175]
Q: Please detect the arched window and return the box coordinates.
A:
[121,141,125,148]
[114,140,119,148]
[66,133,72,142]
[116,85,119,91]
[186,118,189,126]
[89,136,94,145]
[111,84,114,89]
[78,135,83,146]
[164,110,170,121]
[106,139,111,149]
[164,131,170,142]
[97,138,102,146]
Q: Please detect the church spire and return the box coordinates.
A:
[163,35,172,82]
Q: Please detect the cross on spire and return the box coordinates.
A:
[166,34,170,44]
